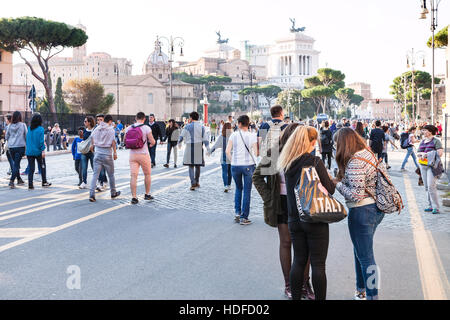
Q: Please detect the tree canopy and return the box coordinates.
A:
[427,25,448,48]
[277,89,315,119]
[0,17,88,115]
[301,68,346,114]
[64,79,114,114]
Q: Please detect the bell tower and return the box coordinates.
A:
[73,23,87,61]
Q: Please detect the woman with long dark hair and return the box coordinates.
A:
[355,122,366,140]
[26,113,51,189]
[278,126,336,300]
[210,122,233,192]
[5,111,27,188]
[334,127,384,300]
[80,116,95,189]
[164,119,180,168]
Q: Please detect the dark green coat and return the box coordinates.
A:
[252,153,282,228]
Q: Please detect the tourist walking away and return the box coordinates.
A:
[62,129,68,150]
[210,119,217,142]
[125,112,156,204]
[164,119,180,168]
[5,111,27,188]
[95,114,108,190]
[72,128,84,186]
[417,125,444,214]
[257,105,287,157]
[277,126,336,300]
[178,111,210,191]
[355,121,367,140]
[334,127,385,300]
[254,123,315,300]
[226,115,257,225]
[80,116,95,189]
[209,122,233,192]
[381,125,397,169]
[88,114,121,202]
[4,114,14,176]
[369,120,385,160]
[51,123,62,151]
[45,126,52,152]
[400,127,420,171]
[25,113,51,189]
[320,121,333,170]
[147,113,162,168]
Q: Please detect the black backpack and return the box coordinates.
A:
[400,132,410,149]
[320,130,331,146]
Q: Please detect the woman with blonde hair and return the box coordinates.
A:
[278,126,336,300]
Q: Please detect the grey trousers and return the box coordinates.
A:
[90,153,117,197]
[419,164,440,210]
[189,165,201,186]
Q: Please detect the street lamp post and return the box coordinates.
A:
[114,63,119,117]
[155,35,184,120]
[241,68,256,119]
[406,48,425,123]
[420,0,442,124]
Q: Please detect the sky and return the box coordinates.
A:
[3,0,449,99]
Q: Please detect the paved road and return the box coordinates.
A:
[0,145,448,299]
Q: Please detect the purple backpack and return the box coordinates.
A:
[125,124,145,149]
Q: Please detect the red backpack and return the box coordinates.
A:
[125,124,145,149]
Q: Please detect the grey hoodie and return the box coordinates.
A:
[6,122,27,148]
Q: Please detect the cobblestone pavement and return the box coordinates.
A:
[1,145,449,232]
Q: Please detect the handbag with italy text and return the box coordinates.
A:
[294,162,347,223]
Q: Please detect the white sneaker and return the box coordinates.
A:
[79,182,87,189]
[353,291,366,300]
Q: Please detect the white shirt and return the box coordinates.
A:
[228,130,257,166]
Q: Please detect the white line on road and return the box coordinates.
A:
[403,173,448,300]
[0,166,221,254]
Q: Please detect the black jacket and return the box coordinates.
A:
[147,122,162,142]
[284,153,335,223]
[320,128,333,153]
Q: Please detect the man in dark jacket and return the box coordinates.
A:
[369,120,385,160]
[319,121,333,169]
[146,113,162,168]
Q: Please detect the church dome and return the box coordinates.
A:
[146,50,169,66]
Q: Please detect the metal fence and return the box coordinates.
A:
[0,112,169,137]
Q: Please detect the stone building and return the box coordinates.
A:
[13,23,132,97]
[243,31,320,89]
[0,49,27,113]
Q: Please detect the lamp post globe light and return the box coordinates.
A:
[241,68,257,118]
[155,35,184,119]
[419,0,442,124]
[406,48,426,122]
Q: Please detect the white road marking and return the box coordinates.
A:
[0,166,221,254]
[403,173,448,300]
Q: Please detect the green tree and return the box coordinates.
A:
[335,87,355,109]
[258,85,282,108]
[36,97,50,113]
[54,77,70,113]
[427,25,448,48]
[302,68,346,114]
[0,17,88,115]
[64,79,114,114]
[277,89,315,119]
[390,70,440,103]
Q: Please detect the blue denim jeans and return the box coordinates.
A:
[81,152,94,184]
[221,163,232,187]
[231,165,255,220]
[348,203,384,300]
[401,146,419,170]
[9,147,25,183]
[149,142,157,165]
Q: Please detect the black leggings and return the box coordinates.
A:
[321,152,332,169]
[288,220,329,300]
